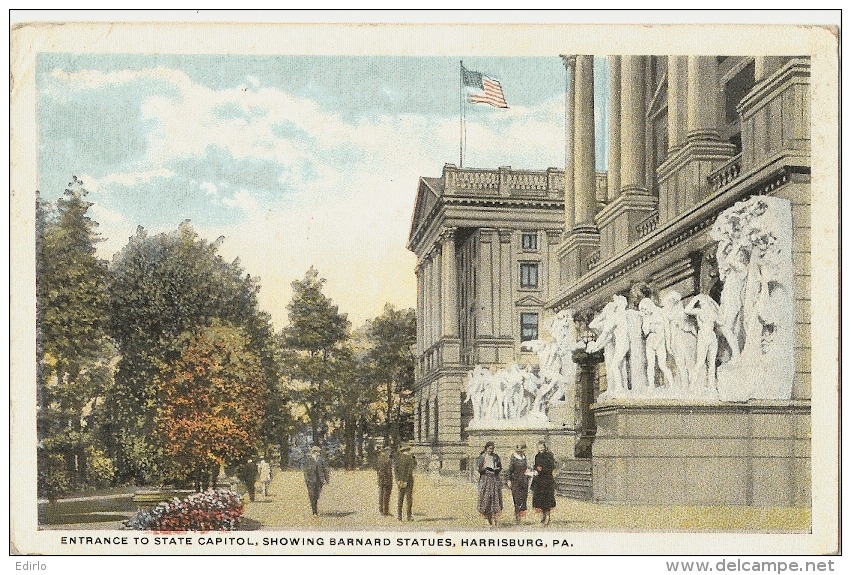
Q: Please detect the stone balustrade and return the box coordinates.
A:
[707,153,743,191]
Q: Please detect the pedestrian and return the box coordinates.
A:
[508,443,530,524]
[257,457,272,497]
[377,446,394,517]
[238,458,259,502]
[303,445,330,516]
[395,443,417,522]
[476,441,503,526]
[531,440,556,525]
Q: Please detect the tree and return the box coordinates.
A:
[36,177,113,494]
[280,268,350,446]
[105,221,276,482]
[155,322,266,490]
[365,305,417,445]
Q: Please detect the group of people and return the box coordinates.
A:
[376,443,418,521]
[236,456,273,502]
[476,440,557,526]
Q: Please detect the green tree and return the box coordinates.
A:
[365,305,417,445]
[36,177,113,494]
[105,221,276,482]
[280,268,350,446]
[155,322,267,490]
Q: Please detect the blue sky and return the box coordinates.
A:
[37,53,609,327]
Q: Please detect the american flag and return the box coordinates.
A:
[462,65,508,109]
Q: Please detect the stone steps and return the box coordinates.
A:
[556,460,592,501]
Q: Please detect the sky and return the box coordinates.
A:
[37,53,609,329]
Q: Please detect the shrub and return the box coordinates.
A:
[123,489,244,531]
[87,447,116,488]
[38,451,72,502]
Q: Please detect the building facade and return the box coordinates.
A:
[409,55,811,506]
[407,166,605,472]
[551,55,810,505]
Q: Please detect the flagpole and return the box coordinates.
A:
[459,60,464,167]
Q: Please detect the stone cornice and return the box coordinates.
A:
[549,159,807,312]
[738,57,810,119]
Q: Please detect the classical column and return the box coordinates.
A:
[573,54,597,227]
[440,229,458,338]
[432,248,441,345]
[416,263,423,359]
[607,56,622,202]
[686,56,721,142]
[561,55,577,231]
[478,229,495,337]
[667,56,688,153]
[497,229,513,337]
[620,56,647,194]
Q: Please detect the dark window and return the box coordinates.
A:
[522,232,538,250]
[520,263,539,288]
[520,312,539,342]
[724,61,756,125]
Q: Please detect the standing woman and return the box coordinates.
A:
[476,441,503,526]
[531,440,556,525]
[508,443,530,524]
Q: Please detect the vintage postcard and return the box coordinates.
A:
[9,14,840,559]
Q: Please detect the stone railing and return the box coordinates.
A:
[636,211,660,237]
[707,153,743,191]
[442,165,564,197]
[508,172,548,192]
[454,170,499,191]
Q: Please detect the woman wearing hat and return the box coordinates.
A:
[476,441,503,526]
[531,440,556,525]
[507,443,530,524]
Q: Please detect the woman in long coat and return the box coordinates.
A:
[507,443,530,524]
[476,441,503,525]
[531,440,556,525]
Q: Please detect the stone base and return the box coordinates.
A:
[591,400,810,506]
[465,427,578,482]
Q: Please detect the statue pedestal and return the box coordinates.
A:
[591,399,810,506]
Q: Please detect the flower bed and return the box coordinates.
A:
[123,489,243,531]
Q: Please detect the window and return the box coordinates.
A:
[522,232,538,250]
[520,263,539,289]
[520,312,539,342]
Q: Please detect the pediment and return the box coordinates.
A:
[515,294,545,307]
[408,178,442,249]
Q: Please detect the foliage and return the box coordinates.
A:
[280,268,350,445]
[155,322,267,487]
[36,177,115,495]
[364,305,417,443]
[105,222,276,482]
[86,446,117,488]
[123,489,243,531]
[37,450,73,503]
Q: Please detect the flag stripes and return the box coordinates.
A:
[468,77,508,108]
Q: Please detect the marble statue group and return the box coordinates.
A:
[586,195,795,402]
[465,195,795,421]
[465,310,585,427]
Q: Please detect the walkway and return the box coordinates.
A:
[243,469,811,532]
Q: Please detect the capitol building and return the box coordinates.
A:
[407,55,811,506]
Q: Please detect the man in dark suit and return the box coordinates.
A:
[303,445,330,516]
[377,446,394,516]
[394,443,417,522]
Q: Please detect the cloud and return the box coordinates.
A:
[43,64,565,328]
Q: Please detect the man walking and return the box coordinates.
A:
[303,445,330,516]
[257,457,272,497]
[395,443,417,522]
[377,446,394,516]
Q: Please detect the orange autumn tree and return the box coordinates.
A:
[155,321,266,490]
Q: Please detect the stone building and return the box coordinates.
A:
[408,55,811,506]
[550,55,810,506]
[406,165,606,472]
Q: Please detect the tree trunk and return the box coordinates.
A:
[344,418,356,470]
[385,380,393,443]
[279,432,290,469]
